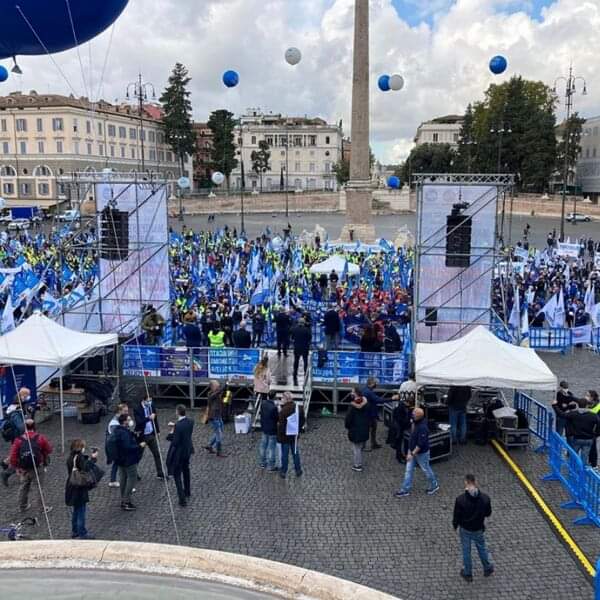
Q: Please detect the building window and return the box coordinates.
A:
[325,162,331,173]
[52,118,64,132]
[34,165,51,176]
[73,118,79,133]
[19,141,27,155]
[86,121,91,134]
[0,166,16,176]
[37,118,44,132]
[251,136,256,145]
[0,119,6,133]
[129,128,137,140]
[16,119,27,132]
[119,126,127,139]
[432,133,439,142]
[265,136,273,146]
[74,141,80,154]
[99,144,104,156]
[110,145,115,157]
[294,178,302,189]
[37,141,44,154]
[131,148,136,159]
[308,135,317,146]
[294,136,302,147]
[309,162,315,173]
[586,148,590,158]
[166,151,173,162]
[158,150,165,162]
[326,136,330,144]
[148,130,155,143]
[108,124,116,137]
[295,161,301,171]
[3,183,14,195]
[594,148,597,158]
[120,146,126,158]
[38,183,49,196]
[2,142,9,154]
[20,183,31,196]
[56,141,63,154]
[87,143,93,155]
[149,149,156,161]
[98,122,103,135]
[140,130,145,141]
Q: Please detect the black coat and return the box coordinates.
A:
[183,323,203,348]
[113,425,142,467]
[134,401,160,437]
[344,399,370,444]
[260,399,279,435]
[65,451,92,507]
[453,490,492,532]
[166,417,195,474]
[383,325,402,353]
[323,310,341,335]
[233,328,252,348]
[291,323,312,354]
[274,312,292,335]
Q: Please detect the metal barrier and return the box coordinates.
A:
[513,392,554,453]
[492,325,579,352]
[576,464,600,528]
[596,557,600,600]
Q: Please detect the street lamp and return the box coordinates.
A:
[553,65,587,241]
[489,125,512,172]
[126,73,156,173]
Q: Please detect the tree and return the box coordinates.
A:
[332,158,350,186]
[160,63,196,176]
[251,140,271,192]
[207,110,238,192]
[455,103,477,173]
[556,112,585,189]
[400,143,456,182]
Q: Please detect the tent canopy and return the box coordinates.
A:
[309,255,360,277]
[0,313,118,368]
[415,326,557,391]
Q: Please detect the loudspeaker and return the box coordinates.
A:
[445,214,472,268]
[100,206,129,261]
[424,307,438,327]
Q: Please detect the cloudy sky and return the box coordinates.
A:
[6,0,600,163]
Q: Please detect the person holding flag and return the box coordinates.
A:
[277,392,305,479]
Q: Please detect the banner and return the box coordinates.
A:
[0,365,38,409]
[208,348,259,380]
[556,242,581,258]
[571,324,592,345]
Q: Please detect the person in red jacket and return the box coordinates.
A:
[9,419,53,514]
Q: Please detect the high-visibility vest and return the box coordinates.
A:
[208,331,225,348]
[591,403,600,415]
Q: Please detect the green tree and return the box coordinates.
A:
[207,110,238,192]
[455,103,477,172]
[400,143,456,182]
[251,140,271,192]
[333,158,350,186]
[160,63,197,176]
[556,112,585,189]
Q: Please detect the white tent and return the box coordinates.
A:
[309,255,360,277]
[0,313,118,451]
[415,325,557,391]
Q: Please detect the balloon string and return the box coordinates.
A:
[95,23,116,103]
[14,4,79,98]
[64,0,90,100]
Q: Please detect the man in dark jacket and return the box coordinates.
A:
[112,413,144,511]
[323,305,342,350]
[360,378,386,450]
[259,391,279,471]
[291,317,312,386]
[133,397,165,480]
[553,397,600,465]
[277,392,305,478]
[453,474,494,581]
[395,408,439,497]
[554,380,575,436]
[232,321,252,348]
[344,390,370,472]
[383,322,402,353]
[447,385,471,445]
[166,404,194,507]
[274,307,292,357]
[182,316,203,348]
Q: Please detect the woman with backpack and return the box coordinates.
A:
[65,439,98,539]
[344,389,371,472]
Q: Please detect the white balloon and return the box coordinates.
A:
[212,171,225,186]
[390,74,404,91]
[285,47,302,66]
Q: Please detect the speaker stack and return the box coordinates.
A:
[100,206,129,261]
[445,213,472,268]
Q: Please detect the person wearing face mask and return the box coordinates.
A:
[134,396,165,480]
[554,381,575,437]
[106,403,132,488]
[452,474,494,582]
[1,388,31,487]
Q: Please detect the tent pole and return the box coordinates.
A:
[60,374,65,454]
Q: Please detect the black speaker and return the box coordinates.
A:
[100,206,129,261]
[445,214,472,268]
[424,307,438,327]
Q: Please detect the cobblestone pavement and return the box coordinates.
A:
[0,402,594,600]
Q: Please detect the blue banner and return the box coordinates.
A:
[208,348,259,380]
[0,365,37,409]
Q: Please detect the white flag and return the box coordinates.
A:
[286,404,300,436]
[509,289,520,330]
[1,294,15,334]
[520,304,530,347]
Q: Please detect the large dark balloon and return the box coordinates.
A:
[489,55,508,75]
[0,0,129,59]
[0,67,8,83]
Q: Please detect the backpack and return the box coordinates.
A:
[17,434,42,470]
[105,431,119,464]
[1,420,16,443]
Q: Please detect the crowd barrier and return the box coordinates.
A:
[596,558,600,600]
[493,325,584,352]
[542,431,600,529]
[513,392,554,453]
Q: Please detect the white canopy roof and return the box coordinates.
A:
[416,325,557,390]
[309,255,360,277]
[0,313,118,368]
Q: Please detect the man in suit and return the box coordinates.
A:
[166,404,195,507]
[232,320,252,348]
[291,317,312,387]
[134,396,165,480]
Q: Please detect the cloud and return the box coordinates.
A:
[3,0,599,164]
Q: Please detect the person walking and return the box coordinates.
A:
[110,413,145,511]
[360,377,386,451]
[452,474,494,582]
[344,389,370,472]
[205,380,227,457]
[106,403,132,488]
[291,317,312,386]
[395,408,439,497]
[65,439,98,539]
[134,396,165,480]
[166,404,195,507]
[253,355,272,402]
[447,385,471,445]
[552,397,599,465]
[9,419,53,514]
[277,392,305,479]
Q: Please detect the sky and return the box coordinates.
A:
[4,0,600,164]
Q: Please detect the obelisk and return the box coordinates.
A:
[341,0,376,243]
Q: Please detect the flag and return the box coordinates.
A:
[1,294,15,334]
[520,304,530,347]
[250,278,267,306]
[545,288,565,328]
[508,289,520,330]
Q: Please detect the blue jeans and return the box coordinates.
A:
[449,409,467,443]
[209,418,224,453]
[110,462,118,483]
[400,450,438,493]
[281,441,302,475]
[259,433,278,469]
[570,438,593,465]
[71,504,87,538]
[460,528,492,576]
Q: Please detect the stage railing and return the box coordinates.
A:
[513,392,554,453]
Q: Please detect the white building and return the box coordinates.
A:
[577,115,600,203]
[414,115,464,148]
[232,109,342,192]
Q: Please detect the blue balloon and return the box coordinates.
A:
[0,66,8,83]
[489,55,508,75]
[387,176,400,189]
[0,1,128,60]
[223,70,240,88]
[378,74,391,92]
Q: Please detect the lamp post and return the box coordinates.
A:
[553,65,587,241]
[489,125,512,173]
[236,121,248,236]
[126,73,156,173]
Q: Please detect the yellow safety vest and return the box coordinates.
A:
[208,331,225,348]
[591,403,600,415]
